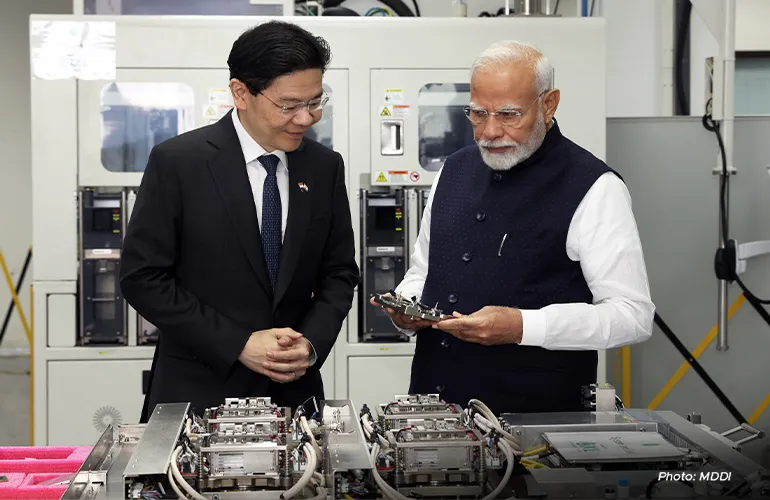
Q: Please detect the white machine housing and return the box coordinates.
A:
[30,14,607,446]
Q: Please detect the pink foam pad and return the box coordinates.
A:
[0,446,91,473]
[0,473,26,490]
[14,473,71,499]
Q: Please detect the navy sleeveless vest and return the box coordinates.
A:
[409,120,617,415]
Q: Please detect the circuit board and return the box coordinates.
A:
[371,292,450,322]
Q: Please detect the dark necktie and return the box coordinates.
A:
[259,154,281,290]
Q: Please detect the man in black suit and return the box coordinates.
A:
[119,21,359,421]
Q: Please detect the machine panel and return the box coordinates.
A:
[47,359,152,445]
[348,355,413,408]
[370,69,473,187]
[77,68,347,187]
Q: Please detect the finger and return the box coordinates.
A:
[452,311,466,318]
[262,368,295,383]
[267,348,308,362]
[276,336,297,347]
[274,328,303,340]
[264,359,310,373]
[433,318,467,331]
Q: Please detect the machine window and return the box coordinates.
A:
[418,83,475,172]
[84,0,284,15]
[100,82,195,173]
[304,84,334,150]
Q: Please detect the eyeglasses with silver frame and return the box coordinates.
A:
[259,90,329,116]
[463,90,547,127]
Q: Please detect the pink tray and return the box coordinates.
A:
[0,446,92,499]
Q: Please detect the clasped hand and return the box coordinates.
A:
[238,328,312,383]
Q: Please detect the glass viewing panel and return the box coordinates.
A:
[304,84,334,150]
[100,82,196,173]
[418,83,474,171]
[100,83,334,173]
[84,0,284,15]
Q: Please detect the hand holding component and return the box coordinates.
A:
[369,294,437,330]
[433,306,523,345]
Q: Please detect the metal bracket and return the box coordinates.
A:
[722,423,765,447]
[732,239,770,275]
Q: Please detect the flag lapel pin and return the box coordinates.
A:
[298,182,309,193]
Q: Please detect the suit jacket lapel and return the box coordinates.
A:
[273,146,313,308]
[206,113,273,298]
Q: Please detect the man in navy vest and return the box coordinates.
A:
[374,41,654,415]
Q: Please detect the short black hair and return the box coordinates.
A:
[227,20,331,94]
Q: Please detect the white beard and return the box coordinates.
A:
[476,113,548,171]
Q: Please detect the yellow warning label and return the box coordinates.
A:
[204,106,218,119]
[376,172,388,182]
[380,106,391,116]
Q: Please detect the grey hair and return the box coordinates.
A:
[471,40,554,94]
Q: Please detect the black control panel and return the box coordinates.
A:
[79,190,126,345]
[359,188,409,342]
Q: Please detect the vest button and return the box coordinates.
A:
[436,384,445,392]
[493,172,503,182]
[476,211,486,222]
[440,338,450,348]
[462,252,472,262]
[448,294,458,304]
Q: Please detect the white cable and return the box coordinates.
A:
[307,485,327,499]
[185,418,191,436]
[170,446,207,500]
[468,400,522,453]
[300,416,323,465]
[362,414,375,438]
[482,439,514,500]
[282,444,317,499]
[166,462,187,499]
[370,443,411,500]
[312,471,326,487]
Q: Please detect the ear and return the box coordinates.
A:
[542,89,560,122]
[229,79,251,111]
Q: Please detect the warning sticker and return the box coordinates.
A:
[208,88,232,105]
[409,171,420,182]
[380,106,392,117]
[388,170,410,183]
[204,105,218,119]
[203,104,234,120]
[384,88,404,103]
[392,104,410,117]
[376,172,388,183]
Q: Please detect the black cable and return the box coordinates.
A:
[410,0,420,16]
[654,312,748,425]
[0,248,31,347]
[554,0,560,14]
[321,6,359,15]
[705,106,770,306]
[674,0,692,114]
[589,0,596,16]
[645,477,694,499]
[379,0,416,16]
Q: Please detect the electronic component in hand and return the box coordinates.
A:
[371,291,449,321]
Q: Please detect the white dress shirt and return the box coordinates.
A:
[231,110,317,364]
[395,165,655,350]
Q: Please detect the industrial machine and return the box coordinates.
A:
[56,387,769,499]
[30,14,607,446]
